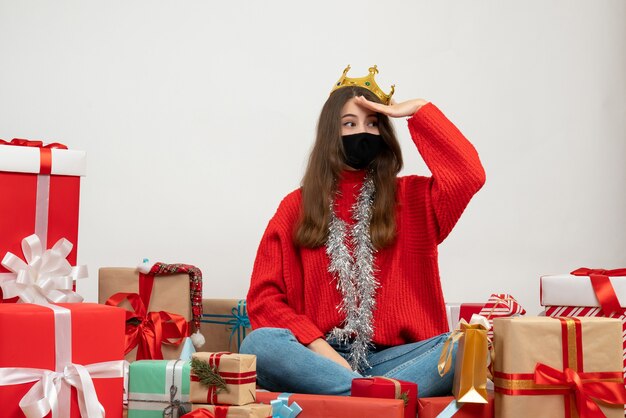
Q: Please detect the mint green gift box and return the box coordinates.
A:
[128,359,191,418]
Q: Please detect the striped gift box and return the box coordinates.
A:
[478,294,525,344]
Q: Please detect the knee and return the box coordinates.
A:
[239,327,294,356]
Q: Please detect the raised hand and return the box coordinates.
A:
[353,95,428,118]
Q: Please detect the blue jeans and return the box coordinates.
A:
[239,327,456,397]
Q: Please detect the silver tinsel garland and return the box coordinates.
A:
[326,174,378,372]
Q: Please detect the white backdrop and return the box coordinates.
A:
[1,1,624,315]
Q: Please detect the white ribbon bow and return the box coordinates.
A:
[0,360,124,418]
[0,234,87,304]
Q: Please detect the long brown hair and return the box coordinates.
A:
[294,86,403,249]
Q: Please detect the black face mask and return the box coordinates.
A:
[341,132,384,170]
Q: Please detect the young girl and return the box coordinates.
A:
[240,66,486,397]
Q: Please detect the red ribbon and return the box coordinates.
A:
[189,352,257,404]
[571,268,626,315]
[0,138,68,175]
[105,292,188,360]
[534,363,626,418]
[181,407,229,418]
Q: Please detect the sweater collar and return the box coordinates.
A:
[338,169,367,185]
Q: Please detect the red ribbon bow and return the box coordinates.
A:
[0,138,68,174]
[571,268,626,315]
[534,363,626,418]
[105,292,188,360]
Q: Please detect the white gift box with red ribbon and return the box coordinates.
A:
[541,269,626,310]
[541,267,626,412]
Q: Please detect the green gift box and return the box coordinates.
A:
[128,359,191,418]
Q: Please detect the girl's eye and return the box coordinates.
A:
[343,121,356,127]
[368,121,379,127]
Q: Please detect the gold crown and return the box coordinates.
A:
[331,65,395,105]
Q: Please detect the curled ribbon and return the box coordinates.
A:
[438,314,489,377]
[571,268,626,315]
[106,292,188,360]
[271,393,303,418]
[534,363,626,418]
[0,234,87,304]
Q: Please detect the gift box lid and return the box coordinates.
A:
[0,143,86,176]
[541,273,626,308]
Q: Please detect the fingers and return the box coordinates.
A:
[353,95,389,114]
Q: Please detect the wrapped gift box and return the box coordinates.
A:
[493,316,626,418]
[190,352,256,406]
[417,393,494,418]
[351,377,417,418]
[541,269,626,387]
[255,391,404,418]
[446,303,484,332]
[128,359,191,418]
[0,140,85,299]
[541,270,626,308]
[200,299,251,353]
[0,303,125,417]
[99,267,192,360]
[478,294,525,344]
[189,404,271,418]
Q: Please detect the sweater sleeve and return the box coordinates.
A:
[407,103,486,243]
[246,199,325,345]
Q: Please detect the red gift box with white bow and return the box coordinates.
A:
[0,303,126,417]
[0,139,85,301]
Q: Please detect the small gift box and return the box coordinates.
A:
[541,268,626,312]
[477,294,525,344]
[185,404,272,418]
[99,263,203,361]
[351,377,417,418]
[128,359,191,418]
[0,139,86,300]
[255,391,405,418]
[417,393,494,418]
[200,299,251,353]
[0,303,126,417]
[439,315,489,403]
[190,352,257,406]
[446,303,484,332]
[493,316,626,418]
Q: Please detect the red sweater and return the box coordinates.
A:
[247,103,486,347]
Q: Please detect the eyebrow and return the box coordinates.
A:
[341,113,378,119]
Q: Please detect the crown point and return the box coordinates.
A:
[331,65,394,105]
